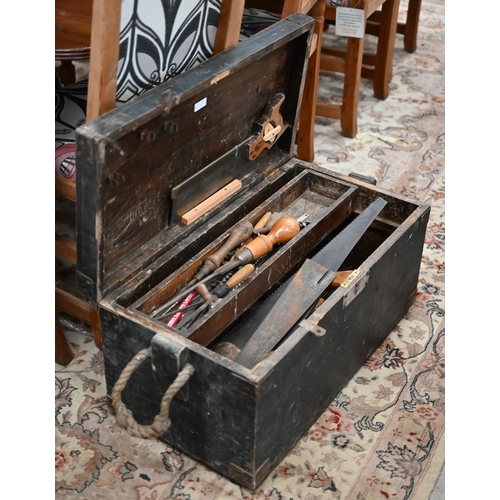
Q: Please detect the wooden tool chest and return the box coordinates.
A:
[75,14,430,490]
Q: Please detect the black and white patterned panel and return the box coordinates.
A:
[55,0,223,180]
[55,80,88,181]
[239,8,280,41]
[116,0,222,104]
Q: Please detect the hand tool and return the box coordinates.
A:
[150,220,253,318]
[212,270,354,360]
[234,197,388,368]
[151,216,300,319]
[156,294,204,322]
[166,292,197,327]
[176,264,255,331]
[241,211,272,247]
[187,220,254,286]
[250,211,283,235]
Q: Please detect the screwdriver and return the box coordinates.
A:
[152,216,301,318]
[150,220,253,319]
[176,264,255,330]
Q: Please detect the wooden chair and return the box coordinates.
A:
[242,1,325,162]
[55,310,74,366]
[55,0,92,86]
[366,0,422,53]
[317,0,400,138]
[55,0,245,360]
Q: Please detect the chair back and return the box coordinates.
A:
[56,0,244,180]
[116,0,225,105]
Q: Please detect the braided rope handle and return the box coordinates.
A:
[111,347,195,439]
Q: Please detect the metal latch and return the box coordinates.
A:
[341,269,370,308]
[248,93,289,160]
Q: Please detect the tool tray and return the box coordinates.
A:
[75,14,430,489]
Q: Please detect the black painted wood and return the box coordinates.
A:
[77,15,431,490]
[76,14,313,303]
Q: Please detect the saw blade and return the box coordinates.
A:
[229,197,387,367]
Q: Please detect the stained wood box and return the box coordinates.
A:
[75,14,430,490]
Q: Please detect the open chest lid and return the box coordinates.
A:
[75,13,314,303]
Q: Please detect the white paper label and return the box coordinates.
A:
[335,7,364,38]
[194,97,207,112]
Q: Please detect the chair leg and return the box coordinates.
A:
[90,306,103,350]
[296,1,325,162]
[373,0,400,100]
[56,310,74,366]
[404,0,422,53]
[340,35,364,138]
[57,60,77,86]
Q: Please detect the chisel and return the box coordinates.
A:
[150,220,253,319]
[152,216,301,319]
[176,264,255,331]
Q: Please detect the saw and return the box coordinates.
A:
[233,197,388,368]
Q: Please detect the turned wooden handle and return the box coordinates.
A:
[242,212,272,246]
[195,284,212,302]
[205,220,254,269]
[243,216,300,260]
[267,216,300,244]
[226,264,255,288]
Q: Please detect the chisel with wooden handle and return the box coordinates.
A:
[151,220,253,319]
[152,216,301,319]
[187,220,254,286]
[176,264,255,331]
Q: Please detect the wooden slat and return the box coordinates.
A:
[55,286,92,324]
[321,46,346,58]
[365,19,381,36]
[86,0,121,121]
[316,102,341,119]
[181,180,242,225]
[361,66,375,81]
[320,54,346,73]
[55,175,76,202]
[55,234,77,264]
[362,52,377,67]
[213,0,245,54]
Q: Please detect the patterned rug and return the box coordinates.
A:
[55,1,445,498]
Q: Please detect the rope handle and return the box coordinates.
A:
[111,347,195,439]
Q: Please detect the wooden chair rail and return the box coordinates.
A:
[366,0,422,53]
[55,176,77,202]
[56,287,103,350]
[55,234,77,264]
[318,0,400,137]
[56,309,75,366]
